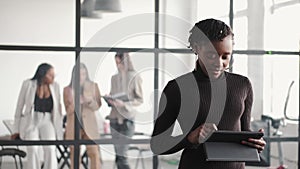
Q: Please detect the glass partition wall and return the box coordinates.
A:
[0,0,299,169]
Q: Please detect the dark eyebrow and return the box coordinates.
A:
[223,52,232,55]
[205,51,231,56]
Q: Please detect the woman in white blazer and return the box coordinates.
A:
[11,63,63,169]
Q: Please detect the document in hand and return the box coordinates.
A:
[102,93,130,106]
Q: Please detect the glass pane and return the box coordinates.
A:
[232,0,247,50]
[233,1,300,51]
[234,0,247,12]
[263,55,299,119]
[197,0,230,20]
[80,51,155,135]
[233,17,248,50]
[158,53,195,90]
[0,0,75,46]
[159,0,230,48]
[80,51,154,165]
[231,54,248,76]
[264,2,300,51]
[81,0,154,48]
[0,51,75,136]
[158,13,195,49]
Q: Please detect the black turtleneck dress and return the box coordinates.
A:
[151,68,253,169]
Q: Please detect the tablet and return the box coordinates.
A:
[206,130,264,143]
[204,142,260,162]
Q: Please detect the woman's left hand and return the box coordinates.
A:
[241,128,266,153]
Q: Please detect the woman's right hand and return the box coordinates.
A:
[11,133,20,140]
[187,123,217,144]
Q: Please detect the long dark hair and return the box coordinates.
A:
[31,63,53,85]
[68,63,91,88]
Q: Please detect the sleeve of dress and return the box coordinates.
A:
[150,80,193,155]
[241,77,253,131]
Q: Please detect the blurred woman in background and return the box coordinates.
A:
[64,63,102,169]
[106,52,143,169]
[12,63,63,169]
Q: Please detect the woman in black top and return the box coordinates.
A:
[151,19,266,169]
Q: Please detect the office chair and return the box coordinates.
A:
[0,146,26,169]
[1,120,27,169]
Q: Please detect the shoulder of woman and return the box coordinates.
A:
[23,79,32,85]
[22,79,36,88]
[226,73,253,89]
[84,81,98,87]
[112,73,119,78]
[226,72,250,81]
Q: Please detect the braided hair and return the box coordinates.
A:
[189,19,234,70]
[188,18,234,49]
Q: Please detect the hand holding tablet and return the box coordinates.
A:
[204,130,264,162]
[198,123,218,144]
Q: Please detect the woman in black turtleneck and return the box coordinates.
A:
[150,18,266,169]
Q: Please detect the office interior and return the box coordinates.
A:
[0,0,299,169]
